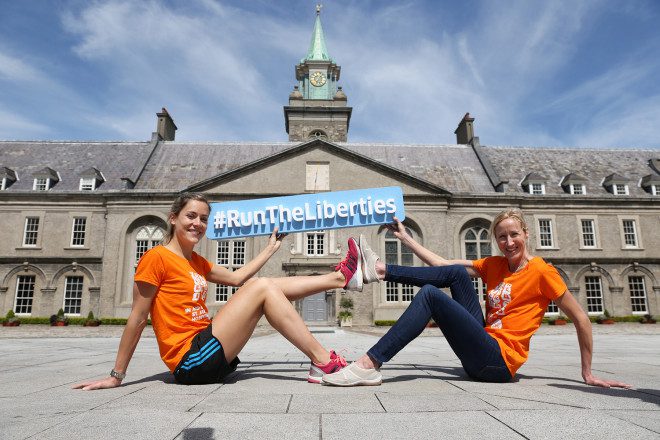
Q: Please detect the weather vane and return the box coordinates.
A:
[316,3,322,15]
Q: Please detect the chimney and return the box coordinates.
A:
[156,108,177,141]
[454,112,475,144]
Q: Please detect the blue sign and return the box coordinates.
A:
[208,186,405,239]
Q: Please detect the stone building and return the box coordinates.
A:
[0,10,658,325]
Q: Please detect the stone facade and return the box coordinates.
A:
[0,11,658,326]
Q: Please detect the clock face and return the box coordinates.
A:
[310,71,326,87]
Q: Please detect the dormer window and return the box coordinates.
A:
[640,174,660,195]
[32,167,59,191]
[79,178,95,191]
[0,166,17,190]
[33,177,50,191]
[529,183,545,195]
[603,173,629,195]
[613,184,628,195]
[570,183,585,195]
[560,173,587,195]
[520,172,546,195]
[79,167,105,191]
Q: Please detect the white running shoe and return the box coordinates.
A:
[322,361,383,386]
[359,234,380,284]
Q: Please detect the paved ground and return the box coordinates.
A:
[1,323,659,439]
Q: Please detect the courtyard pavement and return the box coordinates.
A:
[0,323,659,439]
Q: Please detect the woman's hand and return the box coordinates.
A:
[583,373,631,389]
[268,227,288,252]
[72,376,122,391]
[385,217,410,241]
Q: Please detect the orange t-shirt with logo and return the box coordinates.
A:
[134,246,213,372]
[472,256,566,377]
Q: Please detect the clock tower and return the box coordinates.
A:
[284,5,352,142]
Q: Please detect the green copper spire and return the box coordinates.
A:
[304,4,332,62]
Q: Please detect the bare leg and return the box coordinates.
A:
[270,271,345,301]
[212,278,330,364]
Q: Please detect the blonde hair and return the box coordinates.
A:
[163,192,211,244]
[490,208,528,239]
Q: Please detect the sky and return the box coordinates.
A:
[1,0,660,148]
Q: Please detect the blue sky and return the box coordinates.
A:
[1,0,659,148]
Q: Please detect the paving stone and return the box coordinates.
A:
[0,325,658,440]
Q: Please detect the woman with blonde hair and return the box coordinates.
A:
[74,192,363,389]
[323,209,630,388]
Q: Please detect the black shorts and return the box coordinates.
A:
[173,324,240,385]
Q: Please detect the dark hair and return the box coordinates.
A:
[163,193,211,244]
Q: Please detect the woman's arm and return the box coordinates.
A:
[72,281,157,390]
[387,217,478,276]
[556,290,631,389]
[206,229,286,286]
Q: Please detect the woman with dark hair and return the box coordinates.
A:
[323,209,630,389]
[74,193,362,389]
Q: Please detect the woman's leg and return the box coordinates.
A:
[367,285,509,382]
[212,278,330,364]
[269,271,345,301]
[385,264,484,325]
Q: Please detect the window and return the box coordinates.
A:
[71,217,87,247]
[538,219,554,248]
[79,178,96,191]
[546,300,559,315]
[621,219,638,248]
[216,240,245,302]
[584,276,603,314]
[14,275,36,315]
[529,183,545,195]
[613,184,628,195]
[134,225,164,268]
[580,219,596,248]
[463,226,491,300]
[384,227,417,302]
[305,231,326,256]
[570,183,585,195]
[652,185,659,196]
[63,276,84,315]
[23,217,40,246]
[306,162,329,191]
[628,276,648,314]
[33,178,50,191]
[1,177,6,190]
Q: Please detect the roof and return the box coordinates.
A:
[480,146,660,196]
[1,139,658,197]
[0,141,154,191]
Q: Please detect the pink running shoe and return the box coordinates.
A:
[335,238,363,291]
[308,350,348,383]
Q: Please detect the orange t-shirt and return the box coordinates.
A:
[134,246,213,372]
[472,256,566,377]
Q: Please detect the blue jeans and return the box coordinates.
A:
[367,265,511,382]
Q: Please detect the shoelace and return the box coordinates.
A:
[330,349,349,367]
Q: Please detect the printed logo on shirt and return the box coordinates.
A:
[486,281,512,328]
[189,272,208,302]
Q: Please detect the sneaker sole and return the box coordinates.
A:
[359,235,379,284]
[321,377,382,386]
[346,238,363,291]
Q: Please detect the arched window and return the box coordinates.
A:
[308,130,327,139]
[462,224,491,300]
[134,225,164,270]
[384,227,419,303]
